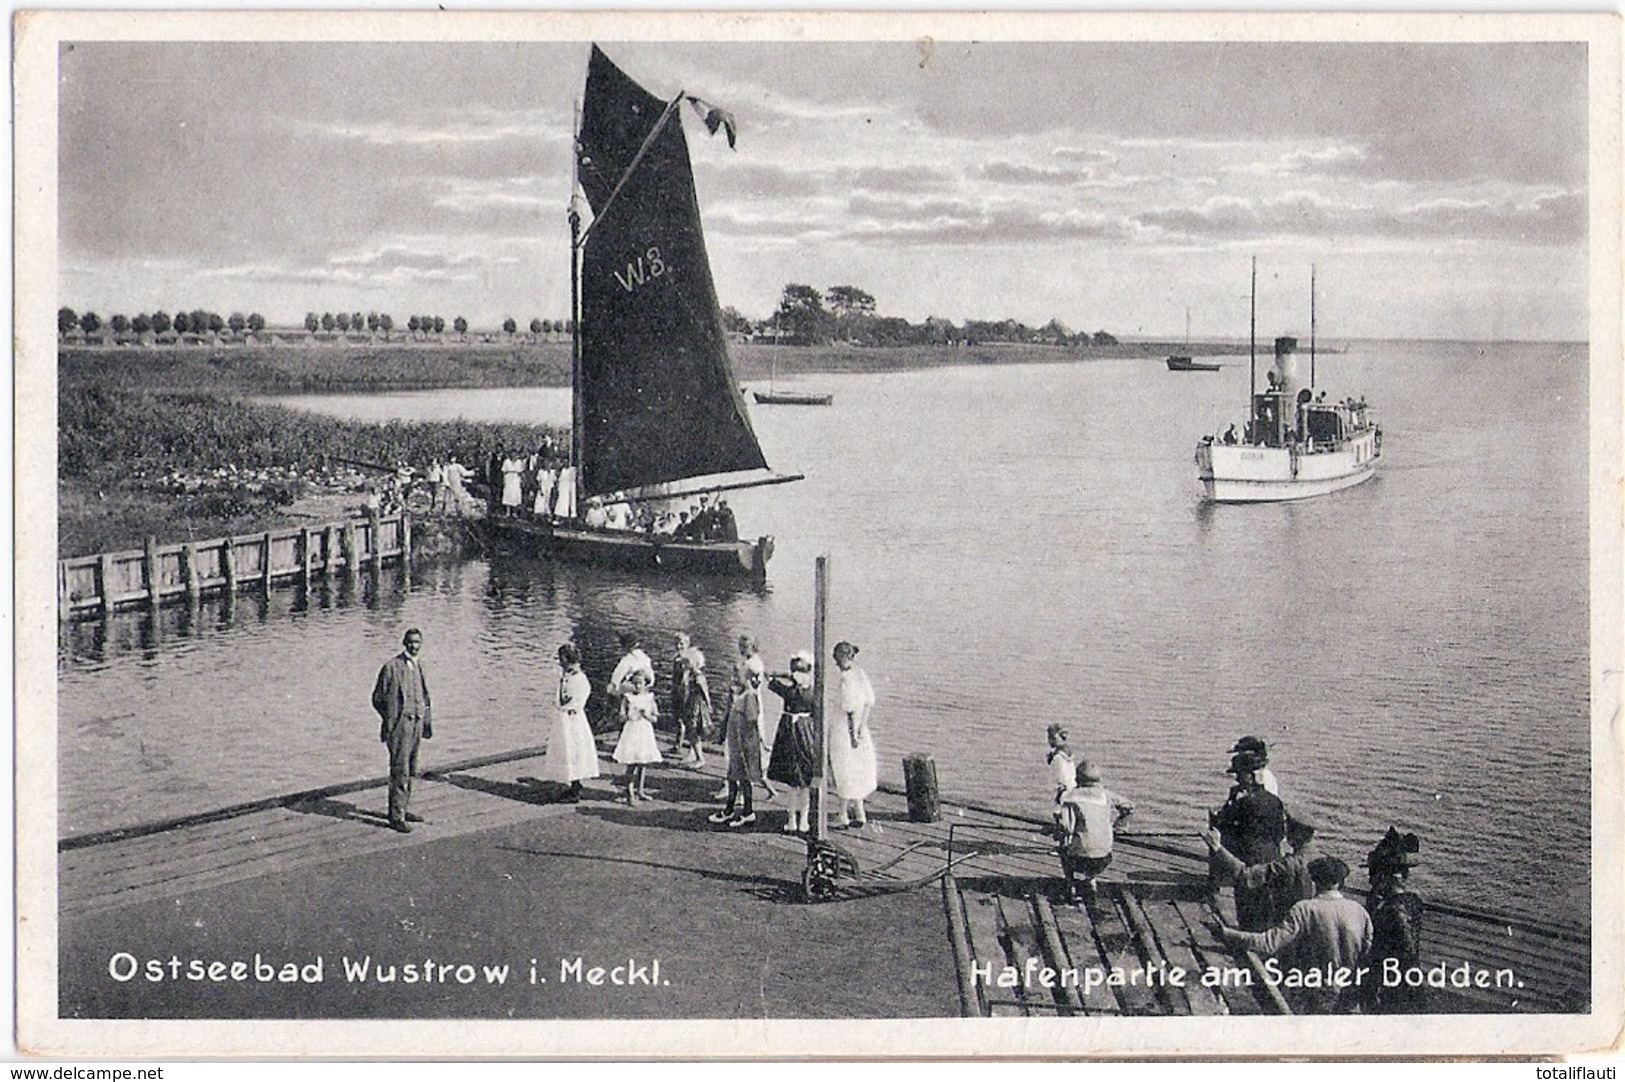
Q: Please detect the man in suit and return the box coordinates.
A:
[372,628,433,832]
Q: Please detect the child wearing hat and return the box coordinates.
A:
[1053,760,1134,904]
[1046,723,1077,803]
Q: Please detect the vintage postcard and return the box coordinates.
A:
[14,9,1623,1060]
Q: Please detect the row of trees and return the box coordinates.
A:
[58,305,575,343]
[62,287,1116,349]
[738,284,1118,348]
[59,307,269,339]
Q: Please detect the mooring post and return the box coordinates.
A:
[323,524,338,576]
[400,512,413,565]
[181,542,200,603]
[98,553,115,616]
[341,522,359,581]
[904,753,941,823]
[301,527,313,585]
[142,536,161,610]
[262,531,275,592]
[221,538,237,596]
[367,508,383,574]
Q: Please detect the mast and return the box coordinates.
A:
[1248,256,1257,408]
[1309,264,1317,390]
[569,97,584,514]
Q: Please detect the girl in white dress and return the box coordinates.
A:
[829,640,877,828]
[543,643,600,802]
[612,668,661,803]
[500,453,525,515]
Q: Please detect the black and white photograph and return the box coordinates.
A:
[15,10,1623,1059]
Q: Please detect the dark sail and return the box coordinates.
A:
[575,46,767,498]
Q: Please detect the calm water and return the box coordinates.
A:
[59,341,1592,927]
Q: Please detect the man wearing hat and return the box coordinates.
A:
[1201,805,1320,930]
[1053,760,1134,904]
[1209,750,1288,930]
[1363,828,1426,1013]
[1212,855,1373,1014]
[1229,735,1279,796]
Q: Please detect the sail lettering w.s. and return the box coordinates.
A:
[611,247,669,294]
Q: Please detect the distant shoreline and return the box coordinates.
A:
[59,339,1250,398]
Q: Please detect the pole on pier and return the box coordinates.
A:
[812,554,830,844]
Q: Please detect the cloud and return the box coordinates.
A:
[980,160,1085,187]
[1138,186,1584,246]
[287,105,568,149]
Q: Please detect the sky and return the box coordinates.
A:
[56,36,1591,340]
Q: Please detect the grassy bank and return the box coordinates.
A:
[60,337,1240,397]
[58,384,563,557]
[59,342,573,395]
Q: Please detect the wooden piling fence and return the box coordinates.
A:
[57,513,413,618]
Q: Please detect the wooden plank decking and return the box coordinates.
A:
[57,754,1590,1016]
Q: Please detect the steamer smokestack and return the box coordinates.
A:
[1272,335,1300,403]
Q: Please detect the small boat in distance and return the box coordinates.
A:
[485,46,801,581]
[1195,263,1381,503]
[1166,355,1221,372]
[753,321,833,405]
[753,389,834,406]
[1166,309,1221,371]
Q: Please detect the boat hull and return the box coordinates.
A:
[485,516,772,582]
[1197,431,1379,503]
[1166,355,1221,372]
[752,391,833,406]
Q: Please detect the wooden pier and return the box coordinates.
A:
[57,511,412,618]
[56,746,1589,1017]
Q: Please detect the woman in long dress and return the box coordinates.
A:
[500,452,524,516]
[828,640,877,828]
[542,643,600,802]
[765,650,819,833]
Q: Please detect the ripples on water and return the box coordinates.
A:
[58,340,1592,927]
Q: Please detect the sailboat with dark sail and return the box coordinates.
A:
[487,46,801,581]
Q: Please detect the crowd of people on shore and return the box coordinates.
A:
[373,624,1424,1015]
[373,628,879,845]
[553,631,877,832]
[1043,732,1425,1014]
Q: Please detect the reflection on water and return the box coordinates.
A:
[58,340,1593,928]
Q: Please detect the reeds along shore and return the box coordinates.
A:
[56,382,563,557]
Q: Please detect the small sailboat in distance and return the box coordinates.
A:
[1165,308,1221,371]
[1194,261,1381,503]
[752,317,833,406]
[486,45,802,581]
